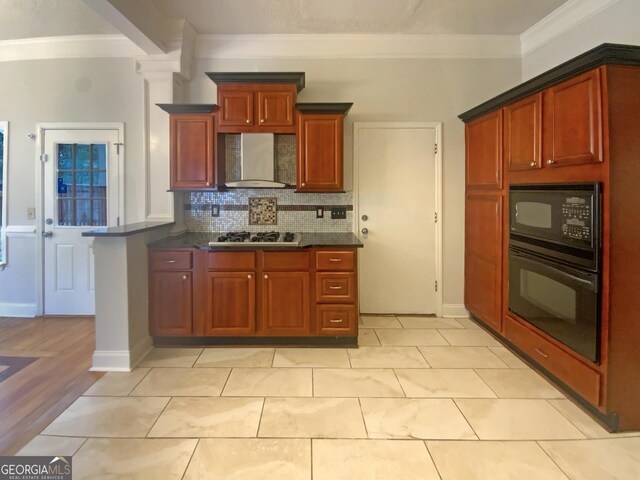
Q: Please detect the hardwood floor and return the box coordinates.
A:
[0,316,102,455]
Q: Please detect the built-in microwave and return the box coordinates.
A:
[509,183,601,271]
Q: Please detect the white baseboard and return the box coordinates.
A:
[441,304,469,318]
[130,336,153,368]
[90,336,154,372]
[0,302,37,317]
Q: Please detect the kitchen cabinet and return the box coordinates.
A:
[296,104,352,193]
[261,271,311,335]
[218,89,254,127]
[217,86,296,130]
[315,249,358,336]
[465,110,503,189]
[148,250,194,336]
[504,93,542,171]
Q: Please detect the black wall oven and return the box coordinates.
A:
[508,183,601,363]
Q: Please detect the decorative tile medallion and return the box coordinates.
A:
[249,197,278,225]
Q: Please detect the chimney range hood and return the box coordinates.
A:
[225,133,286,188]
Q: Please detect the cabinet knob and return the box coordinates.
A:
[248,274,252,279]
[546,159,555,165]
[264,274,269,279]
[206,181,211,186]
[301,183,306,187]
[529,161,536,167]
[245,119,250,124]
[182,275,188,280]
[260,118,264,123]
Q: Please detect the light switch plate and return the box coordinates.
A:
[331,207,347,220]
[211,205,220,217]
[316,206,324,218]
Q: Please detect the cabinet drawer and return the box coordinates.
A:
[208,251,256,270]
[317,304,357,336]
[504,315,601,406]
[149,250,193,270]
[316,250,355,271]
[262,251,310,270]
[316,272,356,303]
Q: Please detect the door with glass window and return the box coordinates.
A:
[43,129,120,315]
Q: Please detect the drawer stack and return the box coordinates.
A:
[315,249,358,336]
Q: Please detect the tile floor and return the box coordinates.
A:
[16,315,640,479]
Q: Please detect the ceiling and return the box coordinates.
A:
[0,0,569,42]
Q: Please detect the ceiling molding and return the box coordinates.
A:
[195,34,521,59]
[0,34,144,62]
[521,0,620,56]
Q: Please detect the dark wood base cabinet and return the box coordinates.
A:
[148,247,359,343]
[461,44,640,431]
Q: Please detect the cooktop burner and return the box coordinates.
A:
[208,231,301,246]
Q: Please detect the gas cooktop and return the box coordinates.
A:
[208,231,301,246]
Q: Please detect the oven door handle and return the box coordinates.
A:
[509,248,598,292]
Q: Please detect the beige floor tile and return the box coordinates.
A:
[313,439,440,480]
[455,399,585,440]
[427,440,569,480]
[358,328,380,346]
[148,397,263,438]
[183,439,311,480]
[273,348,350,368]
[419,346,509,369]
[359,316,402,328]
[42,396,169,437]
[139,348,203,368]
[476,369,564,399]
[396,369,497,398]
[361,398,476,439]
[72,438,197,480]
[454,317,482,329]
[375,328,449,346]
[259,397,367,438]
[222,368,312,396]
[548,399,640,439]
[16,435,87,456]
[348,346,429,368]
[313,368,405,397]
[130,367,230,396]
[398,317,464,329]
[489,346,530,368]
[194,347,275,367]
[83,368,150,396]
[438,329,502,346]
[540,437,640,480]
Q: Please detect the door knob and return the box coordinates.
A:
[361,228,368,235]
[42,231,53,238]
[361,215,368,221]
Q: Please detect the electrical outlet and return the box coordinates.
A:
[211,204,220,217]
[27,208,36,220]
[316,206,324,218]
[331,207,347,219]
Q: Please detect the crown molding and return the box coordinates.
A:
[521,0,620,56]
[195,34,520,59]
[0,34,144,62]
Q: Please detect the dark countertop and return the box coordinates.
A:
[82,221,175,237]
[147,232,363,249]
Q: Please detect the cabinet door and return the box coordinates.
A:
[465,194,502,331]
[218,90,254,126]
[465,110,503,189]
[170,115,214,189]
[297,113,343,192]
[149,271,192,336]
[261,271,310,335]
[258,90,295,127]
[544,69,602,167]
[504,93,542,171]
[204,272,255,336]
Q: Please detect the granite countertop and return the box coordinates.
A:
[82,221,175,237]
[147,232,364,249]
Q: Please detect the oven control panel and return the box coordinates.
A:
[561,198,592,243]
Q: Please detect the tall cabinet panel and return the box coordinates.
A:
[465,110,503,189]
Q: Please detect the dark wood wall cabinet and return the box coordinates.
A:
[460,43,640,431]
[148,247,359,342]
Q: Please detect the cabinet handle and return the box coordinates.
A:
[164,260,177,263]
[329,258,342,262]
[529,161,536,167]
[329,286,343,290]
[182,275,188,280]
[534,347,549,359]
[546,159,555,165]
[264,274,269,279]
[248,274,252,279]
[245,119,250,124]
[330,318,343,323]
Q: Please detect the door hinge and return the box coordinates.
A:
[117,216,120,226]
[434,212,437,223]
[115,143,124,155]
[40,153,48,163]
[435,280,438,292]
[434,144,438,154]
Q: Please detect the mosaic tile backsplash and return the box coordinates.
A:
[249,197,277,225]
[186,189,353,233]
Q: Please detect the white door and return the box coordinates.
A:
[356,125,437,314]
[43,129,120,315]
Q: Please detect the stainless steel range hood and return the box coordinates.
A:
[225,133,286,188]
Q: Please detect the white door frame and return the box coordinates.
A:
[353,122,443,317]
[34,122,125,316]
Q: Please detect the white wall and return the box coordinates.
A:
[188,57,522,307]
[0,57,145,315]
[522,0,640,79]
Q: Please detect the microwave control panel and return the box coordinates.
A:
[561,197,592,243]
